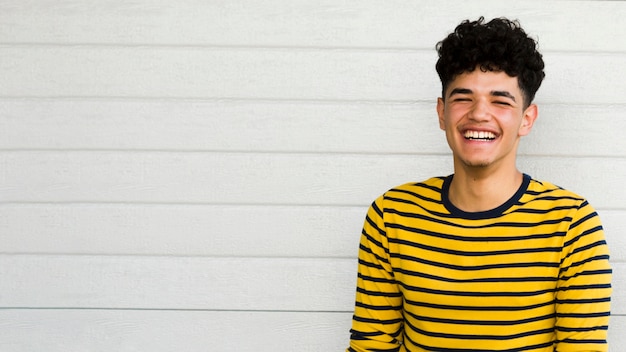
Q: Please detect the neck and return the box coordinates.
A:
[448,166,524,212]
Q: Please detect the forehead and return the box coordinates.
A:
[446,69,522,97]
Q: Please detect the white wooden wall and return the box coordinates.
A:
[0,1,624,350]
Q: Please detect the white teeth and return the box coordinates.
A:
[464,130,496,140]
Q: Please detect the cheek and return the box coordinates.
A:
[439,112,461,131]
[491,107,522,123]
[447,104,466,113]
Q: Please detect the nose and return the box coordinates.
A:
[469,99,491,121]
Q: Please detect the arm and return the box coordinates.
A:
[347,196,404,352]
[555,200,612,352]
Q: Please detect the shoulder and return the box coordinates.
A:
[525,177,587,205]
[383,176,448,199]
[368,176,450,215]
[523,177,601,222]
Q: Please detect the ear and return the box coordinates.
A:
[437,97,446,130]
[518,103,538,136]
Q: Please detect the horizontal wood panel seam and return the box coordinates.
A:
[1,42,626,55]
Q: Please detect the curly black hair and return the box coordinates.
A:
[436,17,545,107]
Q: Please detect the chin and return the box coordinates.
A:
[460,158,493,168]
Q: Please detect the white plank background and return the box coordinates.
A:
[0,1,624,351]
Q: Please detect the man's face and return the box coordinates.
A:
[437,69,537,172]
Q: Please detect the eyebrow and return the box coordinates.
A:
[448,88,472,98]
[448,88,516,102]
[491,90,516,102]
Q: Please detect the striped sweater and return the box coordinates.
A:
[347,174,612,352]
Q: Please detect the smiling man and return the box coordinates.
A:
[347,18,612,352]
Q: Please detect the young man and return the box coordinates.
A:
[347,18,612,352]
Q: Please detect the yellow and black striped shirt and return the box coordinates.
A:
[348,174,612,352]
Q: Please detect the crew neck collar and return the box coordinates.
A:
[441,173,531,219]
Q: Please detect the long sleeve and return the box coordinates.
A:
[347,196,404,352]
[555,200,612,352]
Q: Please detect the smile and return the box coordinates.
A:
[464,130,496,141]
